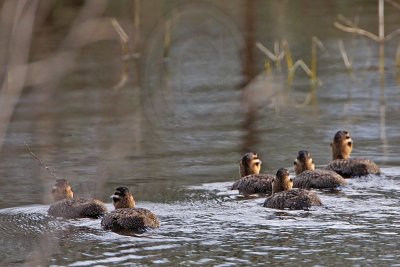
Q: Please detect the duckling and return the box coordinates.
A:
[101,187,160,233]
[293,150,346,189]
[231,152,274,196]
[263,168,322,210]
[325,131,380,177]
[48,179,108,219]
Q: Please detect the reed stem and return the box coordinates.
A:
[24,141,61,180]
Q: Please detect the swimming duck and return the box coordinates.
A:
[325,131,380,177]
[293,150,346,189]
[263,168,322,210]
[231,152,274,196]
[101,187,160,233]
[48,179,108,219]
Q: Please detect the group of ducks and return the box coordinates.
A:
[232,130,380,209]
[48,181,160,234]
[47,130,380,234]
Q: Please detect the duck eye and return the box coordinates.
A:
[255,162,260,166]
[293,161,296,165]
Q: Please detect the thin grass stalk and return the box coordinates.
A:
[24,141,61,180]
[379,0,385,75]
[111,18,129,90]
[334,21,380,42]
[338,40,353,71]
[290,60,313,77]
[311,37,318,81]
[264,59,272,75]
[379,0,385,42]
[274,40,282,71]
[282,40,294,85]
[282,40,293,70]
[255,42,285,63]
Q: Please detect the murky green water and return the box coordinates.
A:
[1,0,400,266]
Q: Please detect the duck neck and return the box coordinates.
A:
[115,195,136,209]
[332,147,348,160]
[272,179,292,194]
[52,189,74,202]
[239,163,250,178]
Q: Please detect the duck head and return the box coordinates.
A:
[331,130,353,160]
[239,152,262,177]
[111,187,135,209]
[52,179,74,202]
[294,150,315,175]
[272,168,293,194]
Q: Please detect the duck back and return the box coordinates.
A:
[101,208,160,233]
[293,169,346,189]
[48,197,107,219]
[325,158,380,178]
[231,174,274,196]
[263,189,322,210]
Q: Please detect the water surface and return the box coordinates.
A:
[0,0,400,266]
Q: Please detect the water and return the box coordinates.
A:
[1,0,400,266]
[2,175,400,266]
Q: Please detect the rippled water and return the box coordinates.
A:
[2,171,400,266]
[1,0,400,266]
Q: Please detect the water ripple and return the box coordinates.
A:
[1,168,400,266]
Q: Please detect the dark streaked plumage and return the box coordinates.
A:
[101,208,159,233]
[48,179,107,219]
[231,174,274,196]
[325,131,380,177]
[293,150,346,189]
[325,158,380,178]
[263,168,322,210]
[231,152,273,196]
[264,189,322,210]
[294,169,346,189]
[101,187,160,233]
[48,197,108,219]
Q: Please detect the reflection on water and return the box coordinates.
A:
[1,0,400,266]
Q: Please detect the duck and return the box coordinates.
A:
[101,187,160,234]
[293,150,346,189]
[263,168,322,210]
[48,179,108,219]
[231,152,274,196]
[325,130,380,177]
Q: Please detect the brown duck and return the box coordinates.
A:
[293,150,346,189]
[101,187,160,234]
[325,131,380,177]
[48,179,108,219]
[263,168,322,210]
[231,152,274,196]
